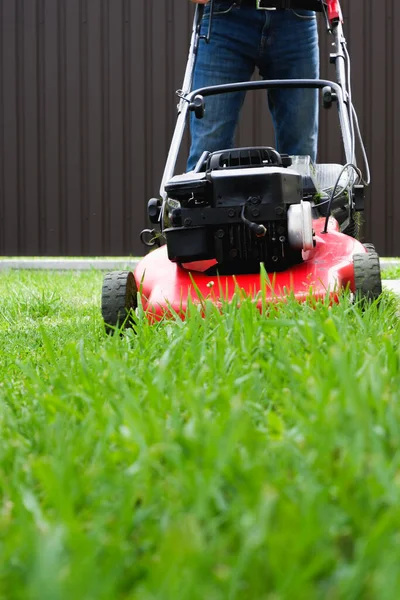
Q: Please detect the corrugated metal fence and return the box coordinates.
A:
[0,0,399,256]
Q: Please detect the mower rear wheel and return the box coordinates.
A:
[102,271,138,334]
[340,210,362,240]
[353,250,382,303]
[363,243,376,254]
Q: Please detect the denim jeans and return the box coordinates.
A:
[187,2,319,171]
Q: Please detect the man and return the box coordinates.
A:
[188,0,321,171]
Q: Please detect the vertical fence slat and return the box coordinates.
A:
[64,0,82,255]
[42,0,60,254]
[127,0,146,248]
[22,1,40,254]
[1,0,19,254]
[107,0,124,255]
[391,0,400,255]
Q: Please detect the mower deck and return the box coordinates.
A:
[134,217,365,320]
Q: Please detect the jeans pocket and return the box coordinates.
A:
[290,9,316,20]
[204,1,239,16]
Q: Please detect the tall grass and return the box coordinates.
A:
[0,270,399,599]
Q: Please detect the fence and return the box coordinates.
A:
[0,0,399,256]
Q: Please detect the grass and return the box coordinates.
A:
[1,269,400,599]
[381,264,400,280]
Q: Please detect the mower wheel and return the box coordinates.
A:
[363,243,376,254]
[341,211,362,240]
[101,271,138,334]
[353,250,382,303]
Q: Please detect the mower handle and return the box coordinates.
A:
[160,0,358,204]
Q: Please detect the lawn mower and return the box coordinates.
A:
[102,0,382,331]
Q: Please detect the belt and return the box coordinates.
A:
[239,0,322,10]
[239,0,282,6]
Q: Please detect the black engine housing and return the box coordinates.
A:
[163,147,304,271]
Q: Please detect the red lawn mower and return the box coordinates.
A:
[102,0,381,331]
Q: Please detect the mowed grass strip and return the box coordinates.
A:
[382,264,400,280]
[1,270,400,600]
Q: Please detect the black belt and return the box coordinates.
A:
[239,0,323,10]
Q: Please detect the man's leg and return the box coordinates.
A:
[187,3,256,171]
[258,9,319,161]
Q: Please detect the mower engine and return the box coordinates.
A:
[161,147,314,272]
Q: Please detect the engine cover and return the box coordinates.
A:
[163,147,305,271]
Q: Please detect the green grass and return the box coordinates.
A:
[381,264,400,280]
[1,270,400,599]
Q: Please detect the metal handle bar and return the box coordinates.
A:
[187,78,353,164]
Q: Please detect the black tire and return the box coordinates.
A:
[363,243,376,254]
[101,271,138,334]
[341,211,363,240]
[353,250,382,303]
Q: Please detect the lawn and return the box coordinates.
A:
[381,264,400,280]
[1,270,400,600]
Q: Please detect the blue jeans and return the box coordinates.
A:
[187,2,319,171]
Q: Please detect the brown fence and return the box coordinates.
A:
[0,0,399,256]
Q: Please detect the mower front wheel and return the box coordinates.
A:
[353,250,382,303]
[101,271,138,334]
